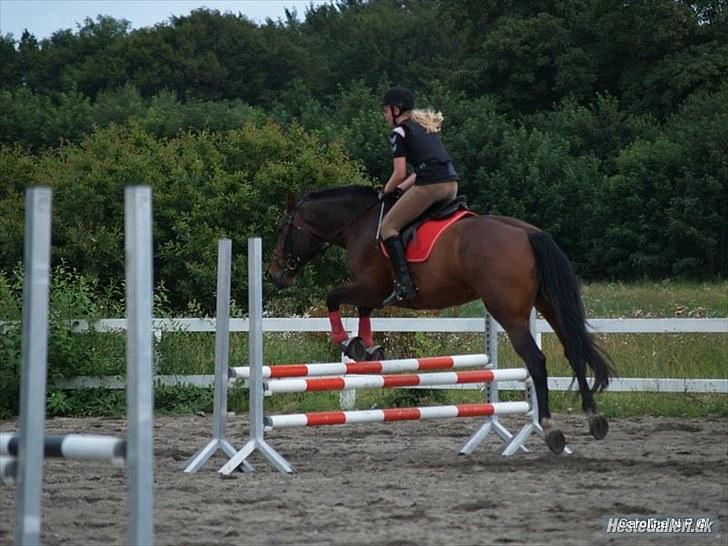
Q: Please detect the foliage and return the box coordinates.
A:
[0,0,726,301]
[0,122,370,310]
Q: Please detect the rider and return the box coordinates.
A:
[380,86,459,305]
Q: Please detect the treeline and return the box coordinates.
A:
[0,0,726,311]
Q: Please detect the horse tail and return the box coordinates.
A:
[528,231,615,392]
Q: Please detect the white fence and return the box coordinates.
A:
[49,317,728,394]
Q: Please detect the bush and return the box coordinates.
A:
[0,121,370,312]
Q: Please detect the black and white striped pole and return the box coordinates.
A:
[1,433,126,462]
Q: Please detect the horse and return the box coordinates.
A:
[268,185,616,454]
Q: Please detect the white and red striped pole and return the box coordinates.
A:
[265,401,531,428]
[230,353,489,380]
[264,368,528,394]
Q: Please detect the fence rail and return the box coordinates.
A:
[35,317,727,394]
[57,317,726,334]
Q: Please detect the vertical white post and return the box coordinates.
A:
[15,187,52,546]
[486,313,498,403]
[530,308,542,350]
[339,350,357,410]
[183,239,249,473]
[213,240,232,442]
[247,238,265,444]
[124,186,155,546]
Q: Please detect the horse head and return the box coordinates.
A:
[269,193,327,288]
[269,186,380,288]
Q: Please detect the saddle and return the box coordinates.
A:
[381,194,475,262]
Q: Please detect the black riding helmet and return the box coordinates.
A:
[382,86,414,112]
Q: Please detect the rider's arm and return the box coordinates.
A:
[397,173,416,192]
[384,156,407,193]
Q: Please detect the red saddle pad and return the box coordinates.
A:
[381,210,476,263]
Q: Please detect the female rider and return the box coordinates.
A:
[380,86,459,305]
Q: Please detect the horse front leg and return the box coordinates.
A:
[326,286,386,361]
[356,307,386,360]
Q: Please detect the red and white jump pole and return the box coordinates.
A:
[265,401,531,428]
[264,368,528,394]
[230,353,490,380]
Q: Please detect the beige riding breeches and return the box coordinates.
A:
[380,181,458,240]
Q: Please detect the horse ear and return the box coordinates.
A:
[285,192,295,209]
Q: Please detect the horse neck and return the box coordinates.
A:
[300,193,377,246]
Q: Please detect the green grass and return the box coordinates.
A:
[4,281,725,418]
[458,280,728,318]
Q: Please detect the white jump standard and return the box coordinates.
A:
[183,239,253,474]
[219,238,294,475]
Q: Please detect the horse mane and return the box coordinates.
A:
[303,185,377,202]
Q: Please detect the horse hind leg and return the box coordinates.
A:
[536,295,609,440]
[501,319,566,454]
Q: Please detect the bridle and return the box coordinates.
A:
[273,195,382,275]
[274,206,326,275]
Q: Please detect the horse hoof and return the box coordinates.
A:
[341,337,367,361]
[365,345,385,361]
[589,414,609,440]
[545,429,566,454]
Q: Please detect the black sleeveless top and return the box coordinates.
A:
[389,120,459,184]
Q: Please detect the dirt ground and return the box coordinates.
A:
[1,413,726,546]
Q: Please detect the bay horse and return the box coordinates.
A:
[269,185,615,454]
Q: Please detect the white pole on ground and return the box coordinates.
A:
[15,187,52,546]
[124,186,155,545]
[183,239,253,473]
[219,238,293,475]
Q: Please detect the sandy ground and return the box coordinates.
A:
[0,413,726,546]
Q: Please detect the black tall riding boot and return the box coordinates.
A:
[383,236,416,305]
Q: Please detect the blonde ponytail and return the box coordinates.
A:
[409,109,444,133]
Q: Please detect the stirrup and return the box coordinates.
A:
[383,282,416,306]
